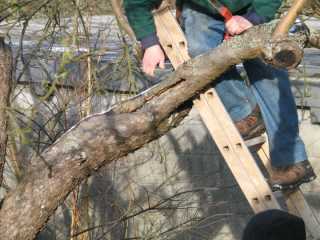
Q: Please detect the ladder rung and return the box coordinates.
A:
[245,135,266,147]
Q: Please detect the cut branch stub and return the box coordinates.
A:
[263,38,304,69]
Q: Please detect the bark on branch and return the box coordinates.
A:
[0,22,312,240]
[0,37,12,187]
[308,27,320,48]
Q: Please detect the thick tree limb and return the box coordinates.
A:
[0,37,12,187]
[0,22,311,240]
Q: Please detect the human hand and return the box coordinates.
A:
[142,44,165,76]
[225,16,253,36]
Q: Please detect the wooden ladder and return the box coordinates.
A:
[153,5,320,239]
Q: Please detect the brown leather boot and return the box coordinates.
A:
[270,160,317,191]
[235,106,266,140]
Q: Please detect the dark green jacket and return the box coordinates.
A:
[124,0,282,48]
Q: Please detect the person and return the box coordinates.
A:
[123,0,316,191]
[242,209,306,240]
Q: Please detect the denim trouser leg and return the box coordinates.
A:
[182,6,307,167]
[243,59,307,166]
[182,7,256,121]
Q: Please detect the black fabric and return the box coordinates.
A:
[140,33,160,49]
[242,9,266,25]
[242,209,306,240]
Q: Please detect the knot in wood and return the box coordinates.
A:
[76,152,87,165]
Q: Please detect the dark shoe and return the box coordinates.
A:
[270,160,317,192]
[235,106,266,140]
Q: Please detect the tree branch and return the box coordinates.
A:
[0,22,310,240]
[0,37,12,187]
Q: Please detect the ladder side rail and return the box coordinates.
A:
[153,8,281,212]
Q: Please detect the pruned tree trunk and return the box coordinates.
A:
[0,37,12,187]
[0,22,315,240]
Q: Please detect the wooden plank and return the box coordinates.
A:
[257,141,320,239]
[194,90,281,212]
[153,7,190,68]
[285,190,320,239]
[244,135,266,148]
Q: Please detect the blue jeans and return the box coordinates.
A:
[181,6,307,167]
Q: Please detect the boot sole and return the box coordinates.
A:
[271,164,317,192]
[242,123,266,140]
